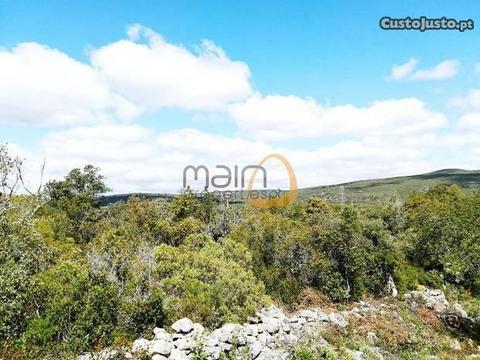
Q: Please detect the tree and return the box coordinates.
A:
[44,165,109,243]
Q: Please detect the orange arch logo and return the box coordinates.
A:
[246,153,298,208]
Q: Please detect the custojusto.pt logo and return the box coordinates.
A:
[182,153,298,208]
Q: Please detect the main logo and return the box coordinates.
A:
[182,153,297,208]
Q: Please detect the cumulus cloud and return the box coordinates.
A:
[229,94,447,140]
[457,112,480,129]
[0,43,140,125]
[390,58,419,80]
[0,25,253,126]
[29,126,273,193]
[90,24,253,112]
[390,58,460,80]
[12,122,463,193]
[448,89,480,109]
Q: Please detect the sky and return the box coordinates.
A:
[1,1,480,193]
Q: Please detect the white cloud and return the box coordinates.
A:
[448,89,480,109]
[229,94,447,140]
[12,123,463,193]
[0,25,253,126]
[29,126,273,193]
[390,58,419,80]
[390,58,460,81]
[457,112,480,129]
[90,24,253,112]
[410,60,460,80]
[0,43,140,125]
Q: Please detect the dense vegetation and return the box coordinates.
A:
[1,145,479,358]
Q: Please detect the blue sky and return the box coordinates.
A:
[1,1,479,192]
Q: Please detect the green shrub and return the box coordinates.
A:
[34,262,119,352]
[155,234,268,327]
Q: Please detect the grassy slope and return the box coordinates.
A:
[298,169,480,203]
[102,169,480,205]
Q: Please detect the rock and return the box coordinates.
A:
[347,349,364,360]
[281,322,291,334]
[172,318,195,334]
[451,303,468,318]
[245,324,259,336]
[298,309,318,322]
[77,354,92,360]
[406,289,449,313]
[131,338,150,353]
[153,328,172,342]
[174,337,193,351]
[209,323,242,343]
[367,331,378,343]
[264,318,281,334]
[169,348,189,360]
[250,341,264,358]
[256,347,275,360]
[151,355,168,360]
[150,340,172,356]
[258,305,284,320]
[191,322,205,337]
[247,316,260,324]
[386,275,398,297]
[451,339,462,351]
[328,313,348,328]
[204,346,221,359]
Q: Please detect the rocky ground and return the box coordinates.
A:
[79,288,480,360]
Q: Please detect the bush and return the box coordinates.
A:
[155,234,268,327]
[33,262,119,353]
[0,262,37,341]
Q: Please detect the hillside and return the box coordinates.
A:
[102,169,480,205]
[298,169,480,203]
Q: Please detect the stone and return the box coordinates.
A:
[298,309,318,322]
[153,328,172,342]
[451,303,468,318]
[172,318,195,334]
[204,346,221,359]
[245,324,259,336]
[151,355,168,360]
[77,354,92,360]
[367,331,378,343]
[347,349,364,360]
[131,338,150,353]
[329,313,348,328]
[264,318,281,334]
[281,322,291,334]
[191,322,205,337]
[150,340,172,356]
[174,337,192,351]
[169,348,189,360]
[256,347,275,360]
[250,341,264,358]
[386,275,398,297]
[258,305,284,320]
[451,339,462,351]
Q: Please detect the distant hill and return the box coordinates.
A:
[100,169,480,205]
[298,169,480,203]
[99,192,173,206]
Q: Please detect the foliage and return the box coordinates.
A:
[1,144,480,358]
[156,233,268,327]
[404,185,480,292]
